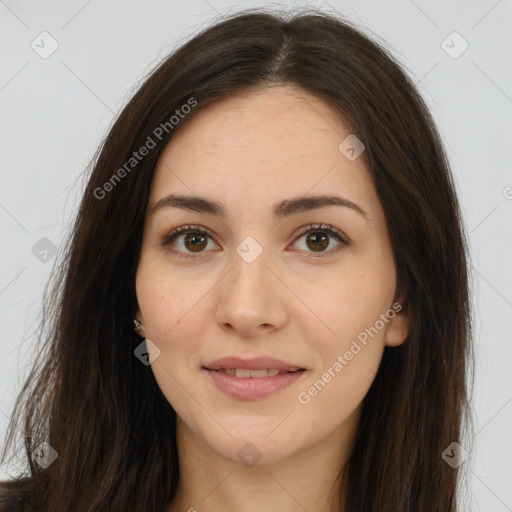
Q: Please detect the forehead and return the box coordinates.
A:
[149,85,379,223]
[157,85,351,169]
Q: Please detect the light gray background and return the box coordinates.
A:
[1,1,511,510]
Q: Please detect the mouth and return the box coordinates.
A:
[204,367,305,377]
[202,366,307,400]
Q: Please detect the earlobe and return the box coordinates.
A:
[384,304,410,347]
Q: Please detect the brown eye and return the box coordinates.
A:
[162,225,218,258]
[305,231,330,252]
[182,232,208,252]
[291,224,350,257]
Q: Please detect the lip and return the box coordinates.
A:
[203,356,305,372]
[204,367,307,400]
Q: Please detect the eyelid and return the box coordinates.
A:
[162,224,214,244]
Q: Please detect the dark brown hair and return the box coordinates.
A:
[0,6,474,511]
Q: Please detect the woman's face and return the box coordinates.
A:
[135,84,409,466]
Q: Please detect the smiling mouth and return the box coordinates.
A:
[202,367,307,401]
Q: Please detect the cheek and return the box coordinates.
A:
[293,268,392,404]
[296,305,386,420]
[136,255,209,340]
[295,264,393,345]
[135,275,202,405]
[136,267,205,410]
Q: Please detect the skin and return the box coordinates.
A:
[134,84,410,512]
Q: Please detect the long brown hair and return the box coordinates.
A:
[0,7,474,511]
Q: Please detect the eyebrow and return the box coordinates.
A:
[150,193,369,221]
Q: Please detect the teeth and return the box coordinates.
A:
[217,368,282,378]
[248,369,271,378]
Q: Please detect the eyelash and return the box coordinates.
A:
[161,223,350,259]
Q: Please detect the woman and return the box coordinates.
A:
[0,7,474,511]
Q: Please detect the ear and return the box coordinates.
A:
[384,300,410,348]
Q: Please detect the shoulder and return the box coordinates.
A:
[0,477,37,512]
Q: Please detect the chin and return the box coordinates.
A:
[199,424,304,468]
[219,439,295,467]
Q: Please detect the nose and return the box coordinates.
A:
[214,245,288,338]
